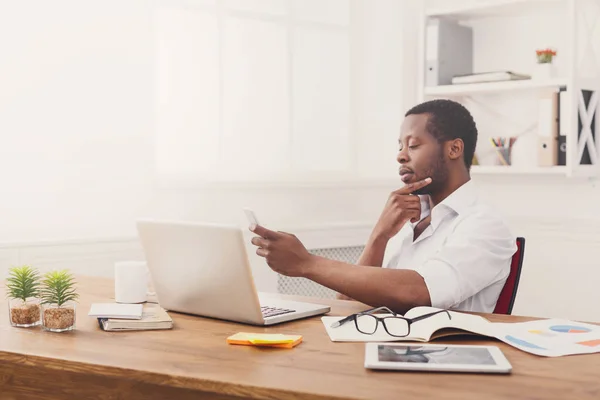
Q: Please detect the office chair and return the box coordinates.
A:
[493,237,525,315]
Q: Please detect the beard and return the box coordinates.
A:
[411,154,448,195]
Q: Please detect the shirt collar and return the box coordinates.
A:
[410,195,431,229]
[429,180,477,231]
[410,180,478,232]
[435,179,477,215]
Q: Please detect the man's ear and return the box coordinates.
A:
[447,138,464,161]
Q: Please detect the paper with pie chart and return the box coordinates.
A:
[491,319,600,357]
[322,306,600,357]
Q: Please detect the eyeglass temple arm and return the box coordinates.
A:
[410,309,451,323]
[362,306,396,315]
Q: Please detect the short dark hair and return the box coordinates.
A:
[404,99,477,169]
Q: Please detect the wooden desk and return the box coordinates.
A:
[1,276,600,400]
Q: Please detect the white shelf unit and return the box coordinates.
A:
[471,165,567,175]
[424,78,567,96]
[417,0,600,178]
[425,0,564,20]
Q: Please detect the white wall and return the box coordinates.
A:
[0,0,156,242]
[2,0,600,322]
[0,0,403,246]
[0,0,403,292]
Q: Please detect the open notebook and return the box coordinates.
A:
[323,307,492,343]
[322,306,600,357]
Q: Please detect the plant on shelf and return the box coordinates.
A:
[6,265,42,327]
[533,48,557,80]
[536,48,557,64]
[39,269,79,332]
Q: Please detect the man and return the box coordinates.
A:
[249,99,517,314]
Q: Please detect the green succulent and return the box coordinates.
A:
[39,270,79,307]
[6,265,41,301]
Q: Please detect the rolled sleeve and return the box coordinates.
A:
[414,212,517,309]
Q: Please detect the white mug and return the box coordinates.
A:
[114,261,155,303]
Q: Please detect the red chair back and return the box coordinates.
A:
[493,237,525,315]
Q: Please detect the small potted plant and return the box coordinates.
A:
[40,270,79,332]
[534,48,557,79]
[6,265,41,327]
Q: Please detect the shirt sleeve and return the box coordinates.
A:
[413,211,518,309]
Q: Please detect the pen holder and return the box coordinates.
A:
[495,147,512,166]
[491,136,516,166]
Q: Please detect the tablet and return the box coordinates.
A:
[364,343,512,374]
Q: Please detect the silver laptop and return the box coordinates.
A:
[136,219,330,325]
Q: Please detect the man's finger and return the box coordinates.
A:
[250,224,280,240]
[409,210,422,223]
[277,231,297,238]
[402,204,421,211]
[256,248,269,257]
[394,177,432,195]
[401,195,421,204]
[251,237,269,248]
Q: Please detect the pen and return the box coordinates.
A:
[330,315,354,328]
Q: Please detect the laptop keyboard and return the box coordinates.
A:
[261,306,295,318]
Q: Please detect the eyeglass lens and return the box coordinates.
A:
[355,315,409,336]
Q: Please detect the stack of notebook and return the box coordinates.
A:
[451,71,531,84]
[88,303,173,332]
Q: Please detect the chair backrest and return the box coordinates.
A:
[493,237,525,315]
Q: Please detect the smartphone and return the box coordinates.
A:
[243,208,260,226]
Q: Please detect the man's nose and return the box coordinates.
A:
[397,148,409,164]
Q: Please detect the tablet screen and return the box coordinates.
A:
[377,344,497,365]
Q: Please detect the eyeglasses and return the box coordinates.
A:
[330,306,451,337]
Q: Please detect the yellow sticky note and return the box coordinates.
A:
[227,332,303,348]
[247,334,295,344]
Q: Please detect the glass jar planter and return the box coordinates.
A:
[41,302,76,332]
[8,298,41,327]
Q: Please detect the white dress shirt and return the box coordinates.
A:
[382,180,517,313]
